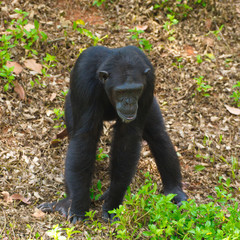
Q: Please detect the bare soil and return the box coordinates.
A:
[0,0,239,239]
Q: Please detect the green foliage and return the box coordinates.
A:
[93,0,106,7]
[73,20,108,46]
[109,173,240,239]
[46,224,81,240]
[53,108,65,128]
[194,76,212,97]
[90,180,103,200]
[206,24,224,41]
[96,147,109,161]
[230,81,240,107]
[128,28,152,51]
[0,65,15,91]
[0,9,49,91]
[7,9,48,56]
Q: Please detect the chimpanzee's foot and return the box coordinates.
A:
[164,186,188,206]
[38,198,85,224]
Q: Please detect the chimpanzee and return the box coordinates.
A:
[38,46,187,223]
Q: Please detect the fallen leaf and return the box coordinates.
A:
[2,191,13,203]
[136,25,148,31]
[225,105,240,115]
[11,193,31,204]
[24,59,42,74]
[6,61,23,74]
[203,37,214,46]
[50,92,57,101]
[32,208,45,219]
[14,81,26,100]
[205,19,212,30]
[57,128,68,139]
[184,45,196,56]
[24,23,35,32]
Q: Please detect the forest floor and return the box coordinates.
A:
[0,0,239,239]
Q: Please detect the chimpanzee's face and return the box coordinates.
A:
[98,67,150,123]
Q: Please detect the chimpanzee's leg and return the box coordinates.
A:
[38,93,103,224]
[102,121,142,220]
[143,97,187,203]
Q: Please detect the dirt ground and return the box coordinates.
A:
[0,0,239,239]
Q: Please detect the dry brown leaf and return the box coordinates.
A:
[50,92,57,101]
[203,37,214,46]
[205,19,212,30]
[24,23,35,31]
[225,105,240,115]
[136,25,148,31]
[11,193,31,204]
[32,208,45,219]
[24,59,42,74]
[2,191,13,203]
[57,128,68,139]
[184,45,196,56]
[14,81,26,100]
[6,61,23,74]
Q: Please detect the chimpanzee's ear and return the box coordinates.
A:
[144,68,151,75]
[98,71,109,84]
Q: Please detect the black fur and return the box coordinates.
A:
[38,46,187,223]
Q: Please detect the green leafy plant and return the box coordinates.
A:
[90,180,103,200]
[0,65,15,91]
[96,147,109,161]
[172,56,184,69]
[93,0,106,7]
[163,14,179,41]
[128,28,152,51]
[46,224,81,240]
[73,20,108,46]
[230,81,240,107]
[194,76,212,97]
[7,9,47,56]
[53,108,65,128]
[196,54,203,64]
[109,173,240,239]
[206,24,224,41]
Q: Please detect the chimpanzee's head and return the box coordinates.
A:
[98,53,151,123]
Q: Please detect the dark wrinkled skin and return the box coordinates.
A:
[38,46,187,223]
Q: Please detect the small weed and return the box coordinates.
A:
[206,24,224,41]
[220,156,239,179]
[128,28,152,51]
[73,20,108,46]
[96,147,109,161]
[53,108,65,128]
[230,81,240,107]
[196,54,203,64]
[0,65,15,91]
[163,14,179,41]
[172,56,184,69]
[46,224,81,240]
[194,76,212,97]
[90,180,103,200]
[7,9,47,56]
[93,0,106,7]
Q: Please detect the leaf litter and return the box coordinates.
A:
[0,0,239,238]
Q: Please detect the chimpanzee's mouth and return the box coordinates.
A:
[117,110,137,123]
